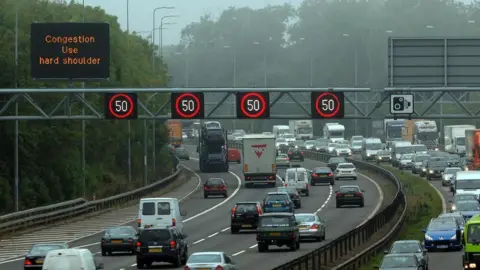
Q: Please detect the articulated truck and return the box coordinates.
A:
[242,134,277,188]
[289,120,313,140]
[465,129,480,171]
[197,121,229,172]
[444,125,476,155]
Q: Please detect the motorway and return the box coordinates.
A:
[0,146,383,270]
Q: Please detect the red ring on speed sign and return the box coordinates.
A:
[108,93,134,119]
[315,92,340,118]
[240,92,266,118]
[175,93,201,118]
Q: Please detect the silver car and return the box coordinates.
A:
[384,240,428,269]
[442,167,462,186]
[304,140,316,150]
[295,213,326,241]
[334,144,352,156]
[350,141,362,154]
[276,154,290,167]
[398,153,414,169]
[185,252,238,269]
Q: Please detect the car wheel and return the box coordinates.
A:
[427,175,431,180]
[290,240,297,251]
[224,192,228,198]
[231,227,239,234]
[330,181,334,185]
[101,249,107,256]
[173,253,183,267]
[136,260,144,269]
[258,243,268,252]
[203,193,208,199]
[336,202,341,208]
[181,250,188,265]
[360,201,365,207]
[237,160,241,164]
[305,191,309,197]
[310,181,315,186]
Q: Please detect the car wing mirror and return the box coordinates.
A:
[361,189,365,192]
[384,250,388,254]
[421,229,426,233]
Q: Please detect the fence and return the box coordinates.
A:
[0,151,182,236]
[228,142,407,270]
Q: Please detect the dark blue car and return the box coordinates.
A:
[452,200,480,221]
[423,218,462,251]
[262,192,294,213]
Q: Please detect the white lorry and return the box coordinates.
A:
[413,120,440,150]
[444,125,476,155]
[242,134,277,188]
[323,123,345,142]
[288,120,313,140]
[272,125,290,138]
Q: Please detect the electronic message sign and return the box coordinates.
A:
[30,23,110,80]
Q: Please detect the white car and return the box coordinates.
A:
[334,144,352,156]
[282,133,296,143]
[327,143,338,154]
[334,163,357,180]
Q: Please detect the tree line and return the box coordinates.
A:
[164,0,480,134]
[0,0,171,213]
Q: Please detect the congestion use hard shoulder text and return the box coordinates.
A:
[38,35,101,65]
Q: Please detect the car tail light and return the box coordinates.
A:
[24,259,32,265]
[328,173,333,177]
[284,201,289,205]
[137,218,141,227]
[355,192,362,197]
[101,239,106,243]
[170,240,176,249]
[184,266,191,270]
[301,152,304,155]
[221,185,227,190]
[256,205,263,215]
[313,173,318,177]
[204,186,209,190]
[284,183,288,187]
[288,232,295,239]
[231,206,237,217]
[285,157,289,160]
[215,266,224,270]
[305,183,309,189]
[136,242,141,247]
[336,192,343,197]
[311,224,320,229]
[288,152,292,155]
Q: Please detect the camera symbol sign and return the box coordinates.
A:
[390,94,414,114]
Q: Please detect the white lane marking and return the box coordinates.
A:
[429,182,447,213]
[355,171,384,228]
[130,263,137,267]
[249,244,258,249]
[192,238,205,244]
[221,227,230,232]
[207,232,219,238]
[232,250,245,256]
[314,185,333,213]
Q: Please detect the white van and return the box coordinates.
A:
[42,248,103,270]
[453,171,480,198]
[137,198,186,233]
[284,168,310,196]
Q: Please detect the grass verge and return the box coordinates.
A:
[360,165,443,270]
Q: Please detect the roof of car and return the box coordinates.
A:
[190,251,226,256]
[338,163,354,166]
[235,201,260,204]
[260,212,294,217]
[286,167,307,172]
[339,185,360,189]
[267,192,289,195]
[392,240,421,244]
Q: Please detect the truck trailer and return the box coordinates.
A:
[288,120,313,140]
[242,134,277,188]
[444,125,476,155]
[167,120,182,147]
[198,121,229,172]
[465,129,480,170]
[323,123,345,142]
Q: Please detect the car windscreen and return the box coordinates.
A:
[467,224,480,243]
[456,180,480,190]
[377,150,389,155]
[105,227,135,236]
[259,216,292,227]
[428,221,457,231]
[328,143,337,148]
[429,161,447,167]
[366,143,382,150]
[455,201,480,211]
[413,155,430,162]
[390,243,422,253]
[445,168,461,174]
[352,142,362,147]
[401,154,414,160]
[395,146,413,154]
[380,256,418,268]
[329,158,345,163]
[339,186,359,193]
[337,164,354,169]
[336,144,348,148]
[29,245,65,256]
[187,254,222,264]
[138,229,171,242]
[439,215,465,225]
[235,204,258,213]
[412,145,427,152]
[277,187,297,194]
[454,194,478,201]
[295,215,315,223]
[277,154,288,158]
[265,194,289,201]
[276,138,286,142]
[314,167,331,173]
[206,178,223,185]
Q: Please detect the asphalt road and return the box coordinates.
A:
[0,146,383,270]
[376,156,460,270]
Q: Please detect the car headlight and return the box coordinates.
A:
[450,234,457,240]
[367,153,371,156]
[429,170,434,174]
[424,234,433,240]
[379,157,382,160]
[422,168,426,171]
[451,205,456,211]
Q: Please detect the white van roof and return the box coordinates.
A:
[455,171,480,180]
[140,197,178,201]
[47,248,90,256]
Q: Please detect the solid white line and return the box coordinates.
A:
[130,263,137,266]
[192,238,205,244]
[249,244,258,249]
[207,232,219,238]
[429,182,447,213]
[232,250,245,256]
[355,171,384,228]
[314,185,333,213]
[221,227,230,232]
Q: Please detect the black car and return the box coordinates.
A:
[310,167,334,185]
[277,187,302,208]
[24,243,69,269]
[203,178,228,198]
[256,212,300,252]
[327,157,346,171]
[230,202,263,233]
[101,226,138,256]
[135,227,188,268]
[425,158,448,180]
[447,154,460,167]
[287,148,304,161]
[336,185,365,208]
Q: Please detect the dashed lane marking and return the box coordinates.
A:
[192,239,205,245]
[249,244,258,249]
[232,250,246,256]
[207,232,219,238]
[221,227,230,232]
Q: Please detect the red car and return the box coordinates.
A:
[228,148,241,163]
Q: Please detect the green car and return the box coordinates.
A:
[256,213,300,252]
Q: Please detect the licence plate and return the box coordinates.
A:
[144,225,152,228]
[272,204,281,207]
[111,240,122,244]
[212,187,219,190]
[149,248,162,253]
[35,260,44,264]
[437,245,448,249]
[345,194,353,197]
[242,224,252,228]
[299,226,309,229]
[270,232,281,236]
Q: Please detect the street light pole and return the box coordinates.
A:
[152,7,174,68]
[160,15,179,58]
[14,4,19,212]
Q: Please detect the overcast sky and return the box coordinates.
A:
[83,0,470,46]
